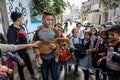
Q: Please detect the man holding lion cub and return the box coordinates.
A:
[33,12,60,80]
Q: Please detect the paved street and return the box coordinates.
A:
[14,48,38,80]
[14,47,95,80]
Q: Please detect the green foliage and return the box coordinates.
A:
[31,0,70,16]
[101,0,119,10]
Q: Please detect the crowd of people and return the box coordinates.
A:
[53,13,120,80]
[0,11,120,80]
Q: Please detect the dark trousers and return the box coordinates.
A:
[57,61,67,77]
[95,69,100,80]
[82,69,89,80]
[75,58,79,73]
[41,58,58,80]
[17,54,34,80]
[95,69,107,80]
[102,70,107,80]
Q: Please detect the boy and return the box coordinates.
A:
[106,25,120,80]
[7,12,35,80]
[33,12,59,80]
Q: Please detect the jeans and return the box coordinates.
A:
[82,69,89,80]
[41,58,58,80]
[75,58,79,73]
[57,61,67,77]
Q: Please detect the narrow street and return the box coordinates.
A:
[14,22,95,80]
[14,48,38,80]
[0,0,119,80]
[14,47,95,80]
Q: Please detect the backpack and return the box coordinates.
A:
[73,38,91,58]
[17,29,27,44]
[92,41,108,68]
[81,39,91,51]
[1,55,14,78]
[1,55,14,70]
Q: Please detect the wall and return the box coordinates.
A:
[5,0,32,33]
[5,0,34,42]
[91,0,100,11]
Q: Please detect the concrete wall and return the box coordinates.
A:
[5,0,32,33]
[2,0,34,42]
[87,12,100,25]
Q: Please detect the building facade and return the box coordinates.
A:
[80,0,91,22]
[80,0,119,26]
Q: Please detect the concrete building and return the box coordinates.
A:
[87,0,108,25]
[80,0,120,26]
[80,0,91,23]
[115,4,120,20]
[89,0,108,25]
[108,2,120,21]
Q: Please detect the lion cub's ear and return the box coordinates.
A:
[55,38,61,44]
[65,38,70,47]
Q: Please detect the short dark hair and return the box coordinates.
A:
[84,31,92,37]
[101,24,106,28]
[100,30,108,39]
[42,12,53,18]
[90,27,98,36]
[72,28,78,34]
[108,25,120,35]
[11,12,22,22]
[76,22,81,26]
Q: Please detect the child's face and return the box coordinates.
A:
[100,26,105,31]
[91,28,97,35]
[73,30,78,37]
[84,33,90,40]
[101,32,107,40]
[76,24,81,29]
[108,32,119,42]
[58,30,64,37]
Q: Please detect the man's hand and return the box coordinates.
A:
[86,49,92,52]
[31,41,41,47]
[18,58,25,66]
[50,43,56,50]
[97,57,106,66]
[98,53,105,56]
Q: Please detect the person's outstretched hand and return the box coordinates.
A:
[32,41,41,47]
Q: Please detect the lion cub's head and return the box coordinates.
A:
[55,37,70,49]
